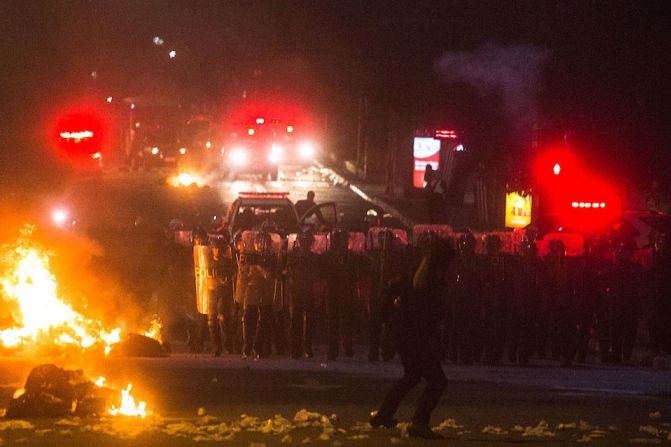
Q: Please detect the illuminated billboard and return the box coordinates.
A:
[413,137,441,188]
[505,192,533,228]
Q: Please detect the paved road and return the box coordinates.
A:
[0,347,670,446]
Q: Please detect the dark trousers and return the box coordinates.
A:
[327,297,355,359]
[508,313,535,365]
[242,305,259,356]
[377,344,447,425]
[450,304,481,363]
[610,312,638,362]
[254,305,275,357]
[290,303,314,357]
[483,305,506,364]
[554,306,578,364]
[274,305,289,356]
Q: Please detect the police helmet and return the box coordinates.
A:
[210,233,230,247]
[168,218,185,231]
[330,227,350,250]
[192,227,209,245]
[485,234,502,255]
[548,239,566,256]
[415,231,437,253]
[260,219,277,233]
[254,231,273,253]
[615,239,636,262]
[518,237,537,258]
[377,228,395,249]
[457,231,476,255]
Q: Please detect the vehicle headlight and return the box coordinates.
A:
[299,142,315,159]
[230,148,247,166]
[151,147,160,155]
[179,147,187,155]
[269,144,282,163]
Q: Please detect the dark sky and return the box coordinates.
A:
[1,1,670,189]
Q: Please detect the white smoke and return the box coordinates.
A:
[434,41,550,129]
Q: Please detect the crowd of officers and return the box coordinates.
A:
[191,224,671,367]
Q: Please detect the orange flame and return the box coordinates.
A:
[108,383,148,418]
[143,317,162,343]
[0,227,121,354]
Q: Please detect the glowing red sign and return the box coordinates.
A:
[434,129,458,139]
[413,137,441,188]
[59,130,94,142]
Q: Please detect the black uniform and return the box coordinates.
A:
[481,250,512,364]
[449,252,482,363]
[651,243,671,354]
[510,248,541,365]
[208,244,235,355]
[284,246,321,358]
[367,232,407,362]
[606,257,643,363]
[543,250,582,366]
[372,240,453,438]
[323,240,361,360]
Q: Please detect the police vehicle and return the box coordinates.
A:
[226,192,338,237]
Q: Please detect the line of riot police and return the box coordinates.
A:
[185,221,670,365]
[188,221,413,361]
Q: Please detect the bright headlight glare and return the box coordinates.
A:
[299,142,315,159]
[231,149,247,165]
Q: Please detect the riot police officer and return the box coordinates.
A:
[368,228,407,362]
[651,233,671,354]
[191,228,210,353]
[324,228,360,360]
[581,237,611,363]
[235,231,279,358]
[606,240,643,363]
[509,236,541,365]
[449,230,482,364]
[481,234,511,365]
[543,239,581,367]
[209,234,235,355]
[284,228,321,358]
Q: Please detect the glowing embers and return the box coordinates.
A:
[108,383,149,418]
[0,226,121,355]
[59,130,94,142]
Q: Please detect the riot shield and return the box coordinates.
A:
[368,227,409,251]
[286,232,329,254]
[537,232,584,257]
[193,244,212,314]
[236,230,282,256]
[412,224,453,241]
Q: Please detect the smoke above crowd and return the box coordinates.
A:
[434,41,550,130]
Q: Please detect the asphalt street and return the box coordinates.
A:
[0,347,670,446]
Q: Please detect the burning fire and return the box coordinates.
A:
[108,383,148,418]
[0,226,121,354]
[143,317,162,343]
[169,171,206,187]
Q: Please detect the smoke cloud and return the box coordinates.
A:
[434,41,550,129]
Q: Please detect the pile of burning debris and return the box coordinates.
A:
[0,225,169,357]
[6,364,149,419]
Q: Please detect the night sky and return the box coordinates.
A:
[1,1,670,190]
